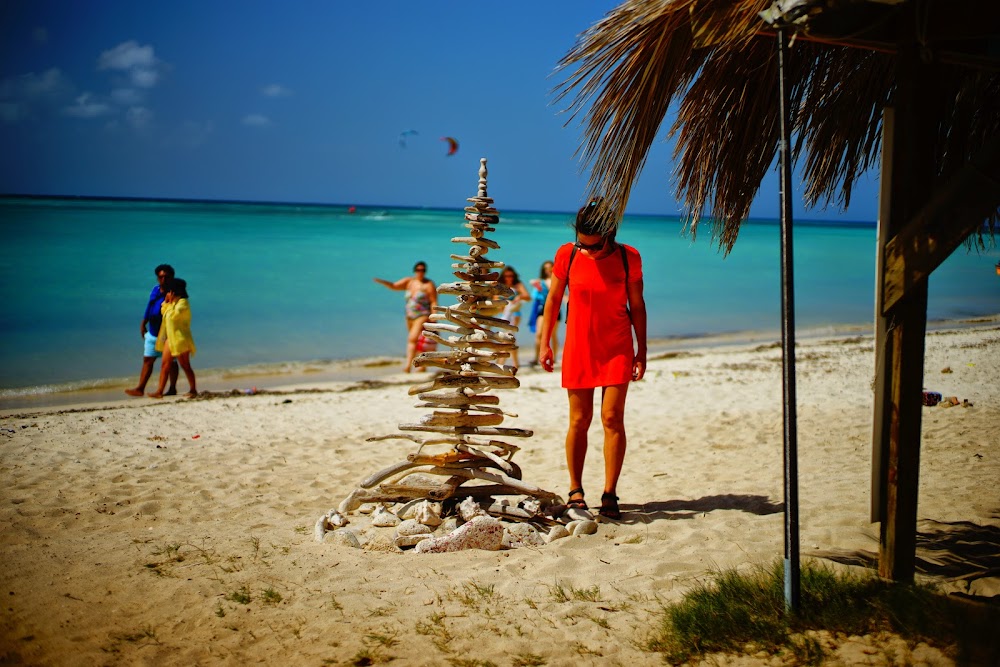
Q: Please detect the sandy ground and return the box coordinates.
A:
[2,323,998,666]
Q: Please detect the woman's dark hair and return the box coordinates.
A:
[165,278,189,299]
[413,261,427,272]
[538,261,553,280]
[154,264,175,278]
[575,197,615,237]
[502,266,521,285]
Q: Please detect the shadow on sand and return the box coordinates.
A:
[620,493,784,524]
[813,518,1000,585]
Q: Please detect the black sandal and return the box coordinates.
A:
[566,487,588,510]
[599,492,621,520]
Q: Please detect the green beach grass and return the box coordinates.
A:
[643,560,999,665]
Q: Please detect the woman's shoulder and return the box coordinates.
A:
[619,243,641,257]
[554,242,575,260]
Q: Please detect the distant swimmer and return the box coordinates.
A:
[374,261,438,372]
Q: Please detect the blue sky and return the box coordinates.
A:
[0,1,879,220]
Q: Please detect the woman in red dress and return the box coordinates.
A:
[539,198,647,519]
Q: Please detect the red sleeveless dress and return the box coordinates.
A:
[553,242,642,389]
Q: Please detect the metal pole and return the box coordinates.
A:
[777,26,801,614]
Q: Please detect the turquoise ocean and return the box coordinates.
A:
[1,196,998,408]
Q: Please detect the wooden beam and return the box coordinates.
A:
[873,8,941,582]
[881,133,1000,312]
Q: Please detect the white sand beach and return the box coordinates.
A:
[2,322,998,665]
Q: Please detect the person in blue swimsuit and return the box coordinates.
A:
[529,260,560,367]
[374,261,438,372]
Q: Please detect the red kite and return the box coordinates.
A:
[440,136,459,156]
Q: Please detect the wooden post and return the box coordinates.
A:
[870,108,894,525]
[873,8,941,582]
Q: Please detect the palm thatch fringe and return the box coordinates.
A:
[554,0,999,254]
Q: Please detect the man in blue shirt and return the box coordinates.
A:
[125,264,179,396]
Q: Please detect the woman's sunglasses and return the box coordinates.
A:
[575,238,606,252]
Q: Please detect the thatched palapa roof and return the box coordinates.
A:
[554,0,1000,253]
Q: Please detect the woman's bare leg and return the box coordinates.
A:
[405,316,428,372]
[600,383,630,494]
[148,346,173,398]
[176,351,197,397]
[565,388,595,502]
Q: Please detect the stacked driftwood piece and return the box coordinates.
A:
[338,158,558,523]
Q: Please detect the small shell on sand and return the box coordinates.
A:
[458,496,486,521]
[327,511,349,528]
[414,515,504,553]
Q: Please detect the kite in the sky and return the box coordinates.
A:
[398,129,419,148]
[440,136,459,156]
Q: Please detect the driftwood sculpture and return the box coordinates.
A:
[338,159,560,527]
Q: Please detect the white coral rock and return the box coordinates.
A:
[371,506,400,527]
[414,500,442,527]
[328,528,362,549]
[458,496,486,522]
[502,523,543,549]
[545,525,570,543]
[327,510,349,528]
[414,516,503,553]
[396,519,433,537]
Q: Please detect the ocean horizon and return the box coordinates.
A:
[1,195,997,409]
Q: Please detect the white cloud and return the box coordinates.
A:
[98,41,156,70]
[126,106,152,129]
[261,84,291,97]
[0,68,71,100]
[24,68,68,97]
[98,41,162,88]
[63,92,112,119]
[242,113,271,127]
[0,68,73,122]
[129,68,159,88]
[111,87,143,105]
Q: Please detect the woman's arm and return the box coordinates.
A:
[516,282,531,303]
[373,276,409,290]
[628,278,647,381]
[538,276,567,372]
